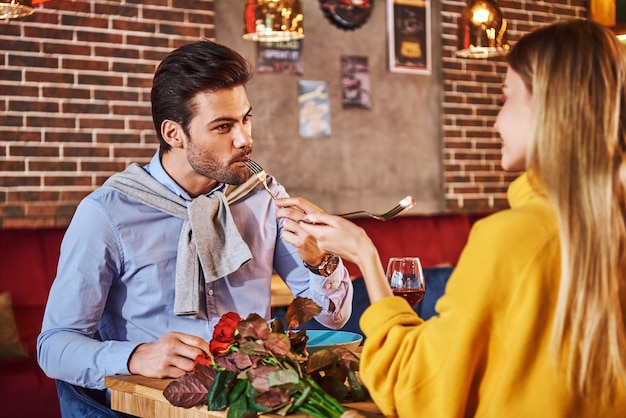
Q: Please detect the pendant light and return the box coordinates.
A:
[243,0,304,42]
[456,0,510,59]
[1,0,34,19]
[1,0,49,20]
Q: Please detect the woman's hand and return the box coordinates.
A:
[127,332,210,379]
[297,211,374,265]
[297,211,394,303]
[275,197,328,266]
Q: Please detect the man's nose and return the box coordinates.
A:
[233,129,253,148]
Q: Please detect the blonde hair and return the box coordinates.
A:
[508,20,626,400]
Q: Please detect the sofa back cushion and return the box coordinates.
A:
[344,213,476,276]
[0,228,65,353]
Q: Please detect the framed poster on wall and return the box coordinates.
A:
[387,0,431,75]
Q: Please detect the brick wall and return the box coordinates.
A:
[0,0,216,227]
[441,0,587,212]
[0,0,587,227]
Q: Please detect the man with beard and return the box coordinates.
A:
[37,41,353,403]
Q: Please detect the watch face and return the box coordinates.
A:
[319,0,374,31]
[323,255,340,275]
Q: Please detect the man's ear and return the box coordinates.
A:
[161,120,186,149]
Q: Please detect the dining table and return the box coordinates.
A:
[104,373,382,418]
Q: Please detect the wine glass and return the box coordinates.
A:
[385,257,426,307]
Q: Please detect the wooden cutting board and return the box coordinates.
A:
[105,374,382,418]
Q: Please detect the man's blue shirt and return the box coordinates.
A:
[37,152,353,389]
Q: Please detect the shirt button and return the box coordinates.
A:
[324,284,331,290]
[208,289,213,296]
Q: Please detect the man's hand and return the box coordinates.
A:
[127,331,210,379]
[275,197,326,266]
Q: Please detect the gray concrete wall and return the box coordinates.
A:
[215,0,443,215]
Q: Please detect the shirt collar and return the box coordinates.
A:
[145,151,225,201]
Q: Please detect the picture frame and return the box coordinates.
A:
[387,0,431,75]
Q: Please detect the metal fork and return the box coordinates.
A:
[338,195,415,221]
[244,160,277,200]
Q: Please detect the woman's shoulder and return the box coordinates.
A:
[470,199,558,252]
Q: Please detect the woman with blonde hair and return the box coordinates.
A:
[276,19,626,416]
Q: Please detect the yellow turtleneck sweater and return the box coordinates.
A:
[359,173,626,417]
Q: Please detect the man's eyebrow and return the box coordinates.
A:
[209,107,252,125]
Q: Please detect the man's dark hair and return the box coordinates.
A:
[151,40,253,151]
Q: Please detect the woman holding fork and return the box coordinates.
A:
[277,19,626,417]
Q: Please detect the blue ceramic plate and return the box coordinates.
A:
[305,330,363,353]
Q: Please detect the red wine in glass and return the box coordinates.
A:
[392,288,425,306]
[386,257,426,307]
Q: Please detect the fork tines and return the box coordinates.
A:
[244,160,263,174]
[381,204,405,219]
[338,195,415,221]
[244,160,277,200]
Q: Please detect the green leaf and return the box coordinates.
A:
[245,380,272,413]
[347,369,366,402]
[228,379,248,404]
[207,370,235,410]
[267,368,300,387]
[320,375,349,402]
[226,380,250,418]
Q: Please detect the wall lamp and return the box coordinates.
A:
[1,0,49,20]
[243,0,304,42]
[456,0,510,59]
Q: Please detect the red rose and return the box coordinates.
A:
[210,312,241,357]
[193,353,213,369]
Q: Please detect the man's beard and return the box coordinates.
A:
[186,146,250,186]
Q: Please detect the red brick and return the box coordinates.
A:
[95,132,142,144]
[9,54,59,68]
[80,161,128,172]
[63,58,109,71]
[23,26,73,41]
[0,176,41,187]
[95,4,140,18]
[45,132,92,143]
[94,46,141,60]
[43,176,92,187]
[78,74,125,87]
[29,161,78,172]
[61,15,108,29]
[10,100,59,113]
[0,161,26,171]
[25,70,74,84]
[63,146,110,158]
[79,118,126,130]
[62,102,109,114]
[0,130,42,142]
[43,42,91,56]
[10,145,59,157]
[76,31,123,45]
[27,116,76,129]
[43,86,91,100]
